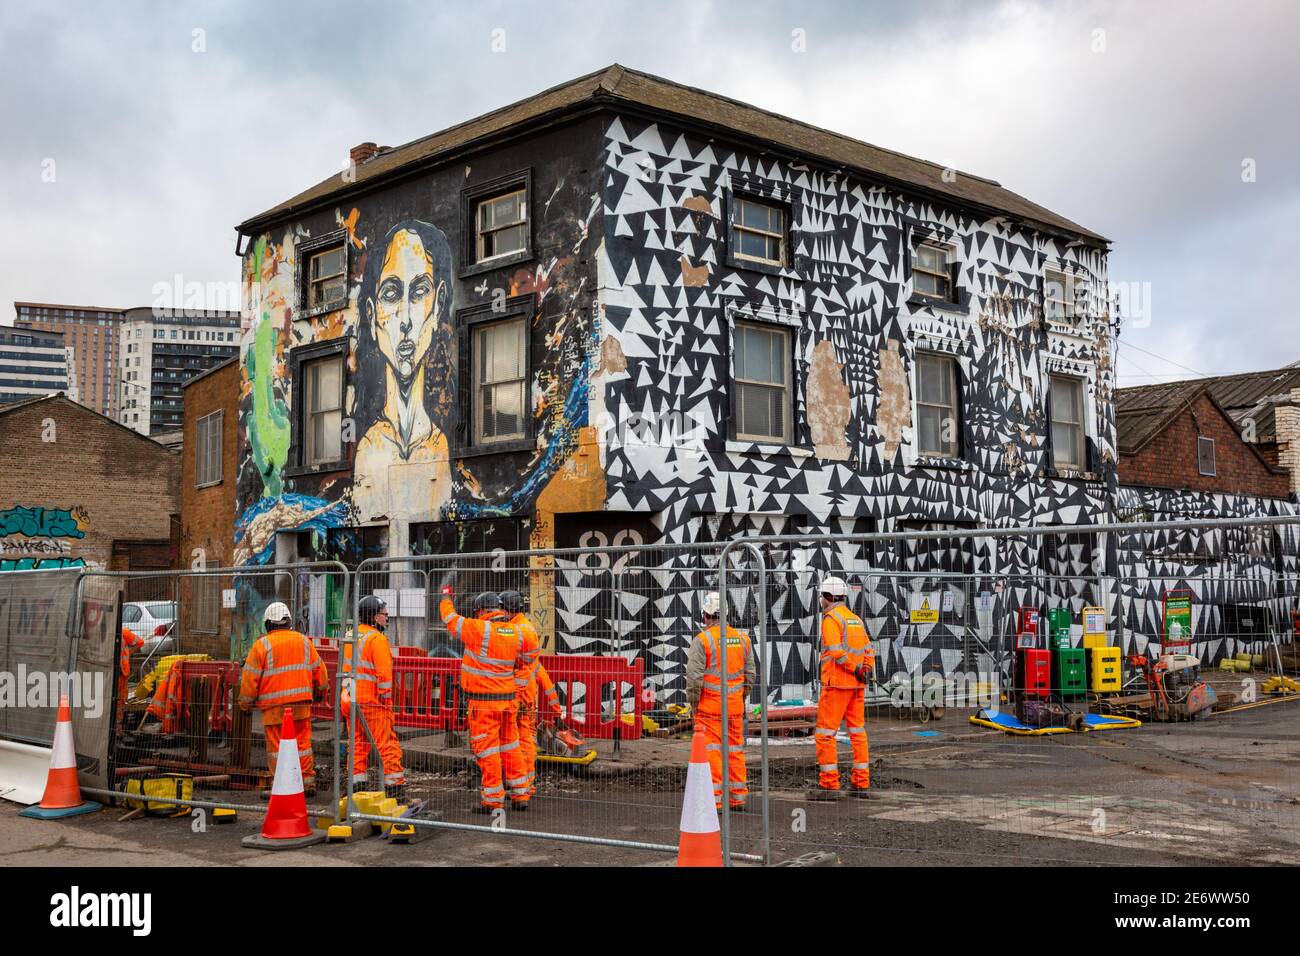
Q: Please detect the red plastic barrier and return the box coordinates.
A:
[391,656,466,731]
[175,660,240,734]
[540,654,645,741]
[305,648,647,739]
[311,647,339,721]
[395,646,428,657]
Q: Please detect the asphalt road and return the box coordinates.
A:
[2,701,1296,866]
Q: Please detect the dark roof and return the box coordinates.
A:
[238,64,1107,244]
[1117,363,1300,448]
[1116,381,1206,456]
[0,393,178,451]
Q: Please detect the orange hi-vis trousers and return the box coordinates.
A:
[351,702,405,787]
[815,686,870,790]
[469,701,529,809]
[518,707,539,796]
[263,707,316,784]
[699,713,747,808]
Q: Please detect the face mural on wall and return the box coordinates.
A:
[351,219,456,523]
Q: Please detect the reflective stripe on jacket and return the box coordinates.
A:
[509,612,543,702]
[819,604,873,689]
[120,628,144,678]
[693,624,753,716]
[238,628,328,711]
[536,663,563,720]
[341,623,394,706]
[441,598,527,702]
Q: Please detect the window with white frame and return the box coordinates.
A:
[473,318,527,443]
[475,189,528,262]
[195,410,223,487]
[303,355,343,466]
[916,352,960,457]
[731,197,786,267]
[1045,268,1086,321]
[1198,436,1217,476]
[734,321,792,443]
[1050,375,1087,470]
[306,244,346,311]
[913,243,952,301]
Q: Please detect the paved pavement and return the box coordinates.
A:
[2,698,1296,866]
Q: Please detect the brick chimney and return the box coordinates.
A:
[350,141,380,165]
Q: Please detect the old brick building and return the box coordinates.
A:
[1117,383,1290,500]
[178,357,239,569]
[174,357,240,654]
[0,394,179,572]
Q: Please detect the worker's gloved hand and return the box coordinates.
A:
[439,569,459,596]
[854,664,869,684]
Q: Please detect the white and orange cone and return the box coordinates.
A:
[20,694,101,819]
[676,730,722,867]
[241,708,325,850]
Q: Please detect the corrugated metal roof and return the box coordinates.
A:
[237,64,1107,244]
[1117,362,1300,454]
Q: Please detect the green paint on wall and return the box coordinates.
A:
[248,306,290,498]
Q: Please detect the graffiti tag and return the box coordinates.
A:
[0,506,86,540]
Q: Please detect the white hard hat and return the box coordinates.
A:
[702,591,721,616]
[820,576,847,597]
[263,601,292,626]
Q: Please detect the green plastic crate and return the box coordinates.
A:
[1052,647,1087,698]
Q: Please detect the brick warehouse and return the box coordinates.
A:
[0,394,179,572]
[225,65,1297,695]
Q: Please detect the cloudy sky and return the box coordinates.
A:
[1,0,1296,384]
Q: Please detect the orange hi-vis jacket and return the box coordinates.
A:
[120,628,144,678]
[441,599,534,702]
[820,604,874,689]
[535,663,563,720]
[508,612,544,704]
[342,623,395,706]
[238,628,328,712]
[695,625,753,717]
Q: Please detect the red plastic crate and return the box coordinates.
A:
[1018,648,1051,698]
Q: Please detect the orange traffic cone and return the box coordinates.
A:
[241,708,325,850]
[21,694,101,819]
[676,730,722,867]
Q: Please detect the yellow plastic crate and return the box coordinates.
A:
[1082,634,1108,650]
[1089,646,1121,692]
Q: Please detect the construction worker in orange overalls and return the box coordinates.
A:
[686,590,756,812]
[500,590,562,799]
[810,576,874,801]
[117,627,144,718]
[440,587,536,813]
[238,602,328,795]
[343,595,406,799]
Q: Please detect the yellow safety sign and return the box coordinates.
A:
[911,596,939,624]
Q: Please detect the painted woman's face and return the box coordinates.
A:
[371,229,445,391]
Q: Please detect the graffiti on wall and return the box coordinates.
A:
[0,505,89,572]
[236,141,602,565]
[352,219,455,524]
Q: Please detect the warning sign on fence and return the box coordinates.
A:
[910,595,939,624]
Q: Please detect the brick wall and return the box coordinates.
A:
[179,360,239,657]
[1119,392,1291,498]
[0,396,179,571]
[1274,389,1300,496]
